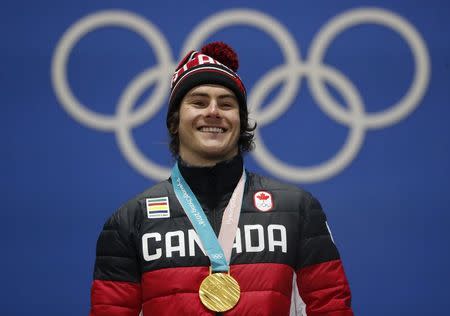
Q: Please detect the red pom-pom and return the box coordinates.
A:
[201,41,239,72]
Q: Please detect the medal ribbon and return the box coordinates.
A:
[171,162,246,272]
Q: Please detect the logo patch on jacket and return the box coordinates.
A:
[146,197,170,219]
[253,191,273,212]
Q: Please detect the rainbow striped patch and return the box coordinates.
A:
[146,197,170,219]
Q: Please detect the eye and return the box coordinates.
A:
[191,100,207,107]
[221,102,237,110]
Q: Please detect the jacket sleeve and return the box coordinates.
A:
[90,206,142,316]
[295,193,353,316]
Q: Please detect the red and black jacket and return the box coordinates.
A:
[90,155,353,315]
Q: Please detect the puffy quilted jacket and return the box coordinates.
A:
[90,156,353,315]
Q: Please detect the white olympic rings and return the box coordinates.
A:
[51,8,430,183]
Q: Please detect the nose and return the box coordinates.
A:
[205,100,220,117]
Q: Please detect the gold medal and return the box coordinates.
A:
[199,271,240,312]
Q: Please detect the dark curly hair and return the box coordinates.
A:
[167,104,257,158]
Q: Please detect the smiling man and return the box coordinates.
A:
[176,84,241,165]
[90,42,354,316]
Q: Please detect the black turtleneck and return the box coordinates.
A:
[177,155,244,230]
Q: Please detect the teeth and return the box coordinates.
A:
[200,127,224,133]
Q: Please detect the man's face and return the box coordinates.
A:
[177,84,241,166]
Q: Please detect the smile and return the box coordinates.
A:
[198,126,226,133]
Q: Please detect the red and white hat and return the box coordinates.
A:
[166,42,247,128]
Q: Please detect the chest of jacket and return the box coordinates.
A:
[137,189,300,273]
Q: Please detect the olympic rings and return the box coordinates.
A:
[250,63,366,182]
[51,8,430,183]
[307,8,430,129]
[51,10,173,131]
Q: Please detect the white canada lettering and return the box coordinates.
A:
[141,225,288,262]
[245,224,265,252]
[232,228,242,254]
[188,229,206,256]
[268,224,287,253]
[142,232,162,261]
[165,231,185,258]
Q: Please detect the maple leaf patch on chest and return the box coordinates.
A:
[253,191,274,212]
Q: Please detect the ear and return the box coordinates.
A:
[168,122,178,135]
[168,116,179,135]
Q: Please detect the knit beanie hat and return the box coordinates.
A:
[166,42,247,129]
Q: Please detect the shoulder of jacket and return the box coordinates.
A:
[246,171,306,195]
[134,180,173,200]
[106,179,173,229]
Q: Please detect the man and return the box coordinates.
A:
[90,42,353,315]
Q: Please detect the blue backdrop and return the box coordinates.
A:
[3,0,449,315]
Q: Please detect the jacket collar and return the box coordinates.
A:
[177,155,243,197]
